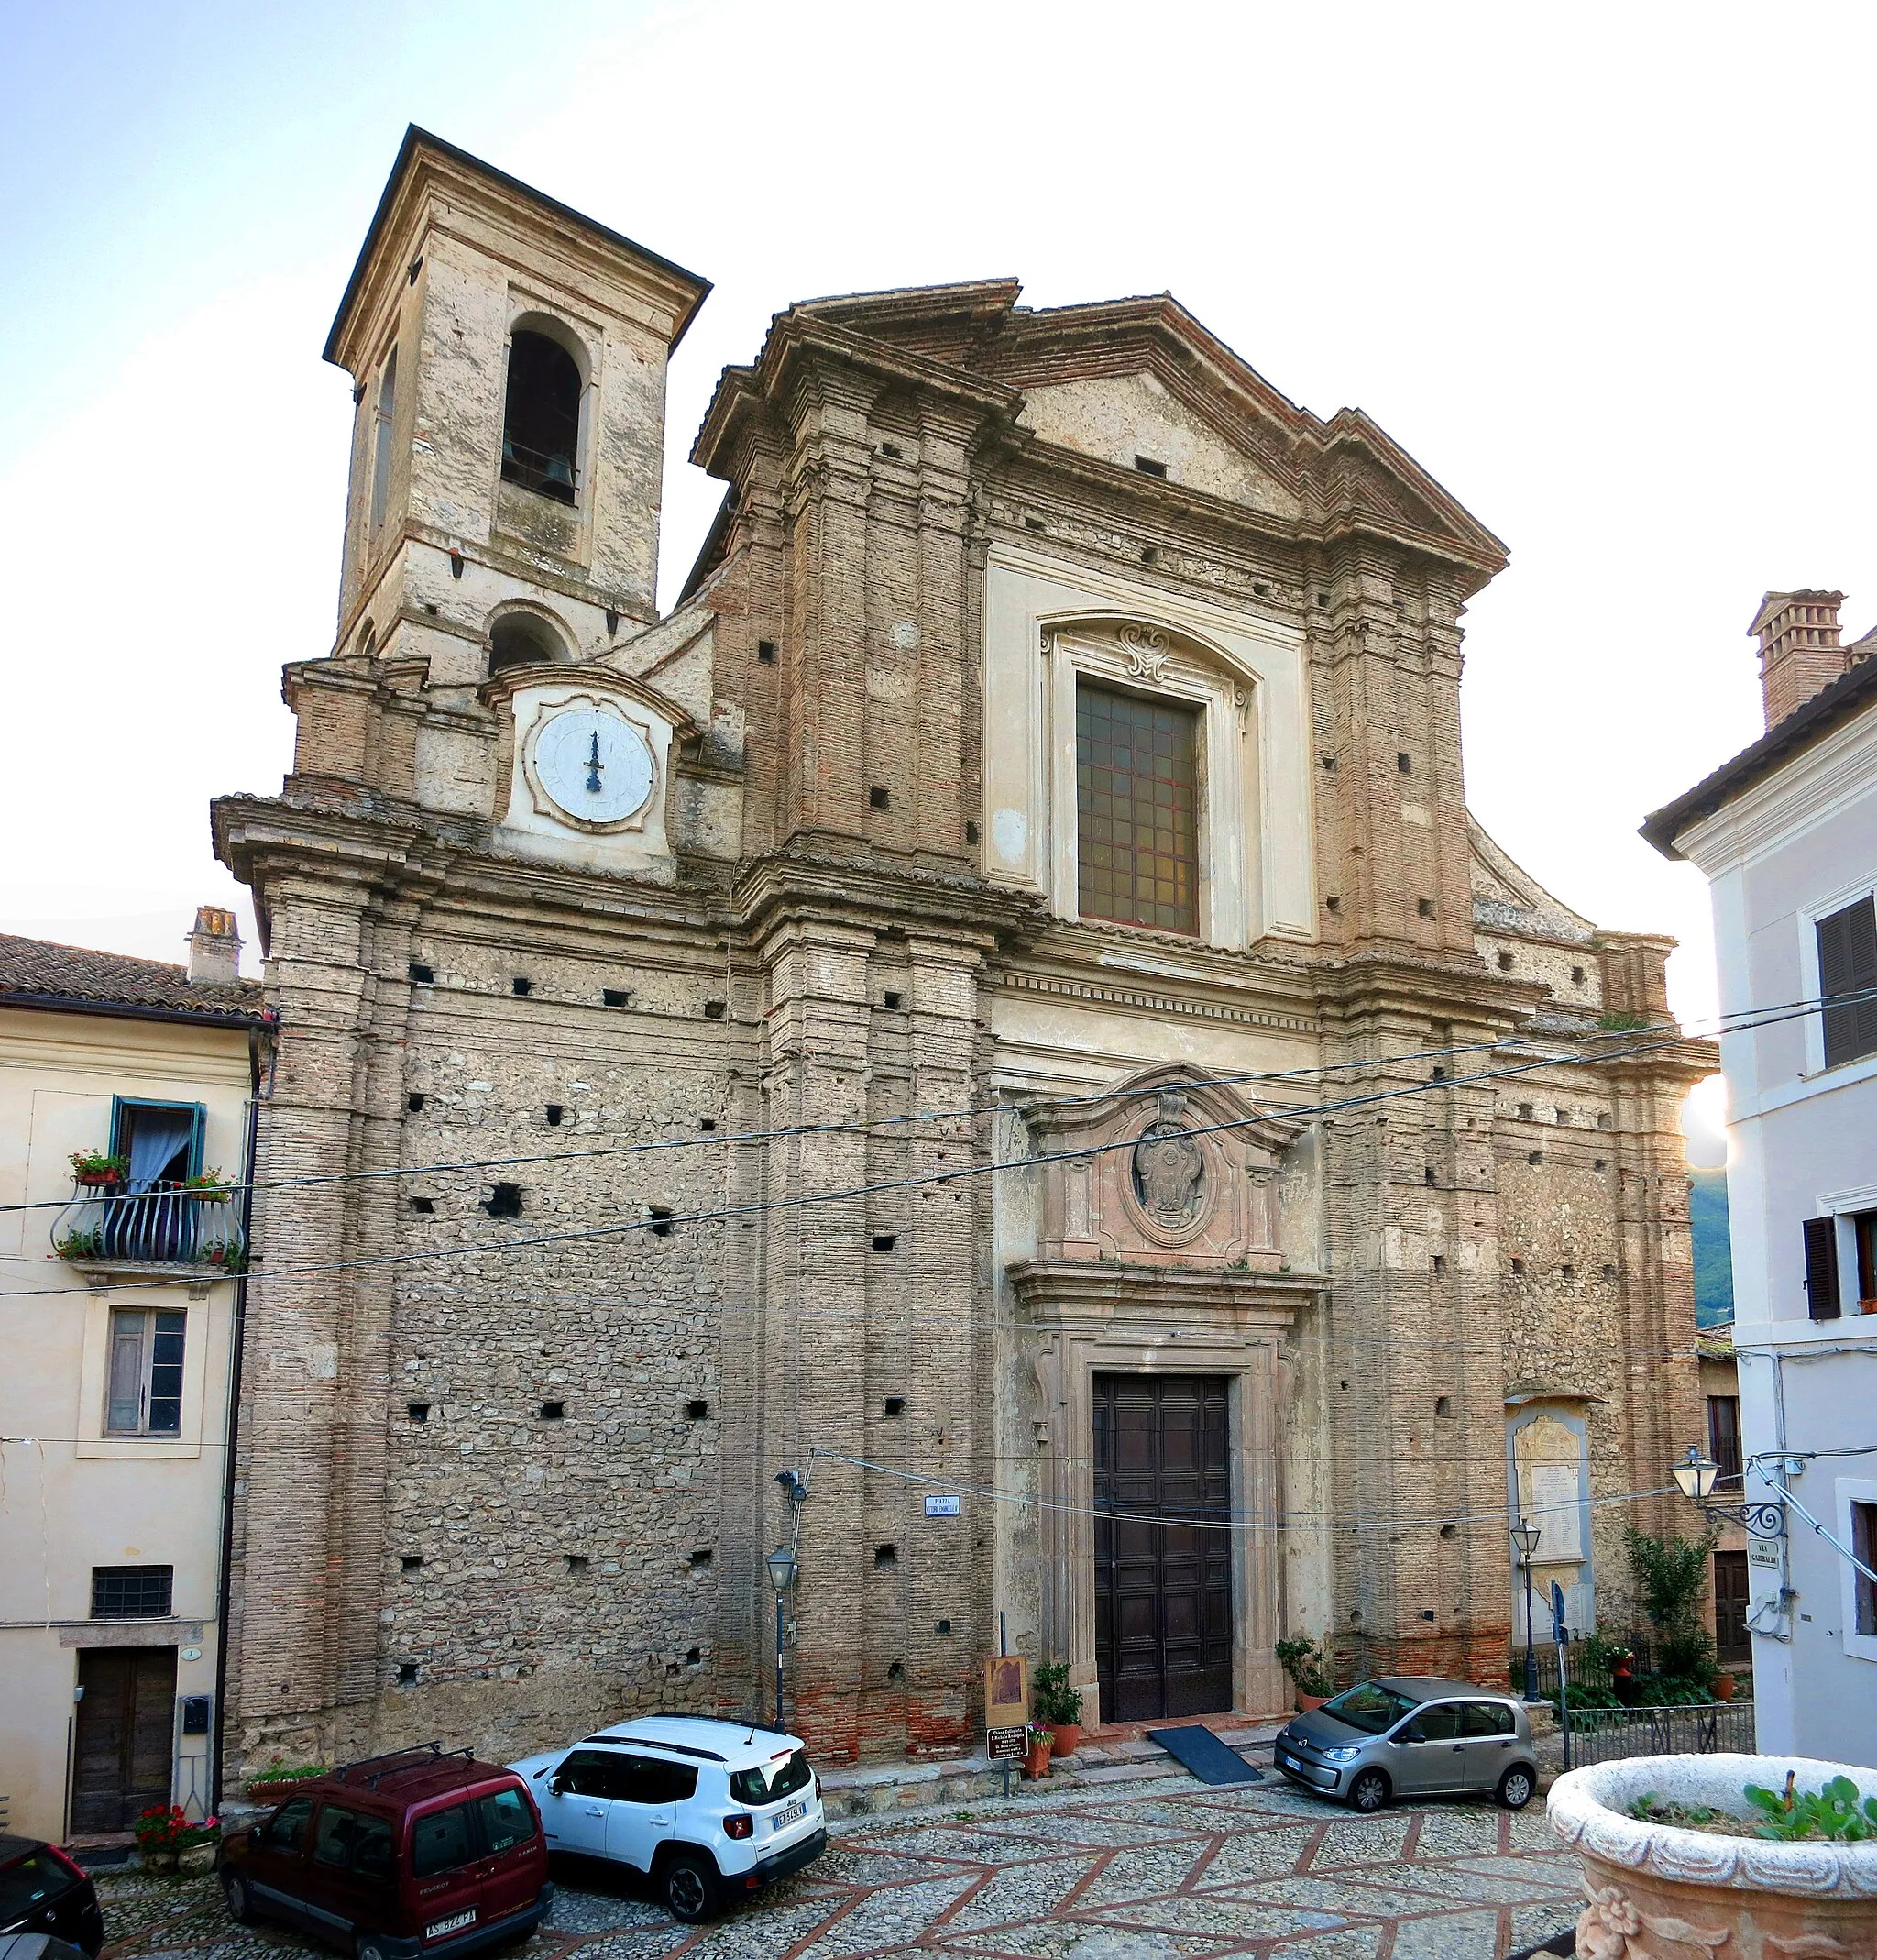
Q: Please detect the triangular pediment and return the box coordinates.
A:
[1469,816,1597,943]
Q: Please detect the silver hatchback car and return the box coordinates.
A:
[1272,1677,1537,1814]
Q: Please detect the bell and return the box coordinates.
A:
[544,454,575,491]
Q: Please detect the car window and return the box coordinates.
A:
[610,1755,695,1805]
[554,1749,626,1800]
[1459,1701,1515,1738]
[478,1788,536,1855]
[314,1805,368,1868]
[1320,1683,1417,1734]
[1400,1703,1462,1743]
[350,1815,395,1885]
[266,1798,315,1851]
[730,1749,812,1806]
[0,1850,76,1919]
[412,1801,478,1877]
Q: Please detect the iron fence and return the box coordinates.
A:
[1510,1635,1657,1703]
[1561,1699,1756,1769]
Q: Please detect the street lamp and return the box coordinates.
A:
[1671,1446,1718,1503]
[765,1544,797,1731]
[1509,1518,1541,1701]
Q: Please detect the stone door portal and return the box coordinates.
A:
[1092,1373,1233,1722]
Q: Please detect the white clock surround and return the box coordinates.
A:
[490,671,686,880]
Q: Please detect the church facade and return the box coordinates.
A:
[214,128,1713,1774]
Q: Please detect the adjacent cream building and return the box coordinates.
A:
[0,913,266,1839]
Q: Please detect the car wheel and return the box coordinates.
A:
[663,1852,720,1925]
[1496,1765,1536,1811]
[221,1872,256,1925]
[1347,1768,1389,1813]
[356,1939,393,1960]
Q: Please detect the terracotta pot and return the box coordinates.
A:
[1549,1753,1877,1960]
[1023,1743,1052,1780]
[1046,1723,1081,1758]
[1297,1692,1330,1713]
[247,1778,313,1804]
[1713,1674,1736,1703]
[75,1173,121,1189]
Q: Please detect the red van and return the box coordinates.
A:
[221,1747,552,1960]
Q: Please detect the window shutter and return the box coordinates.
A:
[1803,1216,1841,1321]
[1818,896,1877,1067]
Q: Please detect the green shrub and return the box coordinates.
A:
[1032,1662,1083,1726]
[1275,1635,1336,1698]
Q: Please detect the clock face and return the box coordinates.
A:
[531,708,655,826]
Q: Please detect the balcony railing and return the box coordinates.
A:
[54,1181,246,1273]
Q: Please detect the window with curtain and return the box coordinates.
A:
[1076,681,1200,936]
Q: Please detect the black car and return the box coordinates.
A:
[0,1841,104,1959]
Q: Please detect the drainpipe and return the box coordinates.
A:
[210,1015,270,1813]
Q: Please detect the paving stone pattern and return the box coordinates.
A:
[94,1773,1581,1960]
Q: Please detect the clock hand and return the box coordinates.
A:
[586,731,605,795]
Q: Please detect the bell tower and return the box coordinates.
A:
[321,127,709,698]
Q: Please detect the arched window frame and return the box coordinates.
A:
[486,602,574,677]
[499,309,595,512]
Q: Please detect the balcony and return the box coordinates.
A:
[55,1180,246,1279]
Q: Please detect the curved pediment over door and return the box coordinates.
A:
[1021,1063,1301,1271]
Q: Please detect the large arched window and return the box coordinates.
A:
[501,330,581,505]
[488,611,570,675]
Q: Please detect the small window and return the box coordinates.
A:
[412,1801,478,1878]
[483,1183,523,1218]
[501,329,581,504]
[266,1798,314,1852]
[1707,1393,1742,1489]
[1817,895,1877,1068]
[757,639,777,664]
[874,1544,896,1568]
[1855,1210,1877,1310]
[1418,898,1435,919]
[511,976,532,997]
[1397,753,1412,775]
[1134,456,1168,478]
[477,1787,537,1855]
[686,1398,709,1419]
[1855,1502,1877,1636]
[602,987,631,1008]
[105,1309,186,1436]
[1498,951,1514,972]
[871,1233,897,1252]
[408,1402,430,1423]
[408,963,434,986]
[538,1400,565,1421]
[369,347,398,534]
[1076,680,1200,936]
[869,785,891,809]
[92,1565,173,1618]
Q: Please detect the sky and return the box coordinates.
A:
[5,0,1872,1166]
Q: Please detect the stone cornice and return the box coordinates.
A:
[1008,1257,1323,1327]
[730,847,1048,944]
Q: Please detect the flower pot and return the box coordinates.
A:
[1023,1743,1053,1780]
[1046,1723,1081,1759]
[177,1844,219,1877]
[1549,1753,1877,1960]
[1297,1692,1330,1714]
[247,1778,308,1804]
[74,1173,122,1190]
[141,1851,178,1875]
[1713,1673,1736,1703]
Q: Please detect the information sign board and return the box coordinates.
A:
[924,1493,962,1517]
[986,1724,1027,1762]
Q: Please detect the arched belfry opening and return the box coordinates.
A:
[488,610,570,674]
[501,329,581,504]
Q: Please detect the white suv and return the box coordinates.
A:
[509,1716,826,1923]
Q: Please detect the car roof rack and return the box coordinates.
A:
[335,1741,476,1789]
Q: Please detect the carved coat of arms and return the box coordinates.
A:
[1132,1090,1205,1228]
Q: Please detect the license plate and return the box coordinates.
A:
[772,1799,807,1831]
[425,1910,477,1940]
[1279,1752,1299,1770]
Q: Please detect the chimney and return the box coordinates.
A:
[1751,589,1847,728]
[186,905,242,986]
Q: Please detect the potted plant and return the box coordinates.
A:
[69,1150,127,1189]
[1712,1670,1736,1702]
[182,1169,232,1202]
[246,1760,326,1803]
[1549,1754,1877,1958]
[174,1816,222,1877]
[1276,1635,1336,1712]
[1023,1722,1054,1780]
[134,1802,189,1873]
[1034,1662,1084,1757]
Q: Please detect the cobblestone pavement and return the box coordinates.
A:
[93,1772,1581,1960]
